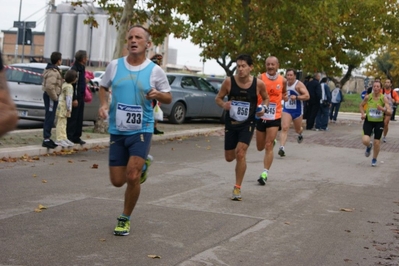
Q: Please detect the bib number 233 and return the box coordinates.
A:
[116,103,143,131]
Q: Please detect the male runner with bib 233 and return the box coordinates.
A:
[98,25,172,236]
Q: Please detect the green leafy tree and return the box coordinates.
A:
[365,43,399,87]
[71,0,399,78]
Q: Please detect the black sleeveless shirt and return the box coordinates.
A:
[225,76,258,127]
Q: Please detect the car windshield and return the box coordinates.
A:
[6,67,43,85]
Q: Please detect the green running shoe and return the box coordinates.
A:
[273,139,277,147]
[114,216,130,236]
[231,187,242,201]
[140,155,153,184]
[257,171,268,185]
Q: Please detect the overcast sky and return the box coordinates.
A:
[0,0,226,76]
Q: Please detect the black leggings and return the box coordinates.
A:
[363,118,384,140]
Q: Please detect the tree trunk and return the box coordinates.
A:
[113,0,135,59]
[95,0,135,133]
[93,91,110,134]
[340,65,355,88]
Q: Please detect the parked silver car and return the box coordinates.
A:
[205,77,225,91]
[6,63,99,122]
[161,73,225,124]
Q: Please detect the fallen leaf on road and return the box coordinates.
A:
[375,245,387,251]
[91,164,98,169]
[148,255,161,259]
[99,238,106,242]
[340,208,354,212]
[284,222,290,225]
[42,179,47,183]
[343,259,352,262]
[68,160,73,163]
[38,204,47,210]
[345,230,351,233]
[34,209,42,213]
[32,174,37,177]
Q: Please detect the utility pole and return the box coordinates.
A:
[48,0,56,12]
[14,0,22,63]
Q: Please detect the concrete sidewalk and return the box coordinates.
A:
[0,120,225,158]
[0,112,396,158]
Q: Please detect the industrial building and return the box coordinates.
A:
[1,2,201,73]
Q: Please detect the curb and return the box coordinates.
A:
[0,127,224,158]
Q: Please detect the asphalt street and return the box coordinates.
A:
[0,113,398,266]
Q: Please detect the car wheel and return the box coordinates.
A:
[169,102,186,124]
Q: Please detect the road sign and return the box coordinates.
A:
[13,21,24,28]
[13,21,36,29]
[25,21,36,28]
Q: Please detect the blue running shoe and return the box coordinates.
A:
[371,158,377,167]
[365,143,372,157]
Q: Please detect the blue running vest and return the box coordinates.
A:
[108,58,155,135]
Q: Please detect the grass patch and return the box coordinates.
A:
[340,93,363,113]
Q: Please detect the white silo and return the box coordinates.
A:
[73,3,95,14]
[59,13,77,62]
[90,14,109,64]
[56,2,74,13]
[75,14,92,53]
[43,12,61,59]
[105,19,118,64]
